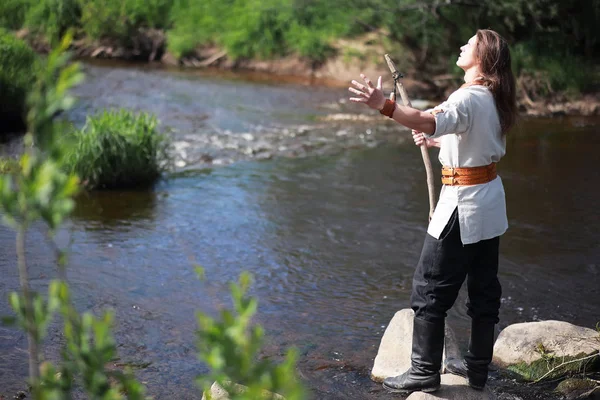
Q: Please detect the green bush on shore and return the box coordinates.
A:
[64,110,172,190]
[7,0,171,44]
[24,0,79,44]
[512,41,597,96]
[0,0,31,30]
[0,0,597,97]
[0,29,40,132]
[79,0,172,43]
[167,0,346,62]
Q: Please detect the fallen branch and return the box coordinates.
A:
[531,352,599,384]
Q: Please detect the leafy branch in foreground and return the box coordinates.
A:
[1,31,306,400]
[0,31,82,384]
[0,33,143,398]
[196,271,305,400]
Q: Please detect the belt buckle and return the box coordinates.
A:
[442,166,457,177]
[442,175,457,186]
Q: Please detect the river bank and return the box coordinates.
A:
[16,28,600,119]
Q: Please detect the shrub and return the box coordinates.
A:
[512,40,597,97]
[0,29,40,133]
[197,271,306,400]
[79,0,173,44]
[24,0,80,44]
[168,0,285,60]
[124,0,173,30]
[64,109,171,190]
[167,0,342,62]
[21,0,173,45]
[0,0,32,30]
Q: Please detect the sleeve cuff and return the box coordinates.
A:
[423,109,445,138]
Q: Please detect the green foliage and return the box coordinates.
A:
[507,350,600,382]
[78,0,171,43]
[168,0,285,60]
[197,272,305,400]
[512,41,597,95]
[8,290,59,344]
[13,0,171,44]
[24,0,80,45]
[0,33,147,399]
[0,153,80,230]
[123,0,173,30]
[48,281,146,399]
[78,0,129,42]
[4,0,597,94]
[346,0,598,94]
[0,34,79,230]
[0,0,32,30]
[64,109,172,190]
[167,0,348,62]
[7,281,146,399]
[0,29,40,131]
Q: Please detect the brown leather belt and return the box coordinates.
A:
[441,163,497,186]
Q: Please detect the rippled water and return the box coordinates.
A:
[0,63,598,399]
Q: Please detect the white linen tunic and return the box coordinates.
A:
[424,85,508,245]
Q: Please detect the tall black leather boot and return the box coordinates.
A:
[445,320,495,390]
[383,317,445,394]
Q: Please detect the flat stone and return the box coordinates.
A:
[493,321,600,368]
[406,374,496,399]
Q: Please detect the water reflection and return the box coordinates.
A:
[72,190,160,231]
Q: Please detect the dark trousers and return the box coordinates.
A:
[411,208,502,324]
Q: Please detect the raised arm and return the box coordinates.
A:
[349,74,435,134]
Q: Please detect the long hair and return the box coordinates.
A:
[475,29,517,134]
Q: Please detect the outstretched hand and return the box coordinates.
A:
[349,73,386,110]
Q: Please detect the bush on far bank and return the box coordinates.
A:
[64,109,171,190]
[0,28,40,133]
[0,0,30,30]
[1,0,597,99]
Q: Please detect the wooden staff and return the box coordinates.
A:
[384,54,436,220]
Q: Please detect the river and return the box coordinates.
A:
[1,62,598,399]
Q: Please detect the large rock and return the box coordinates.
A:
[493,321,600,381]
[493,321,599,367]
[406,374,496,399]
[371,309,460,382]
